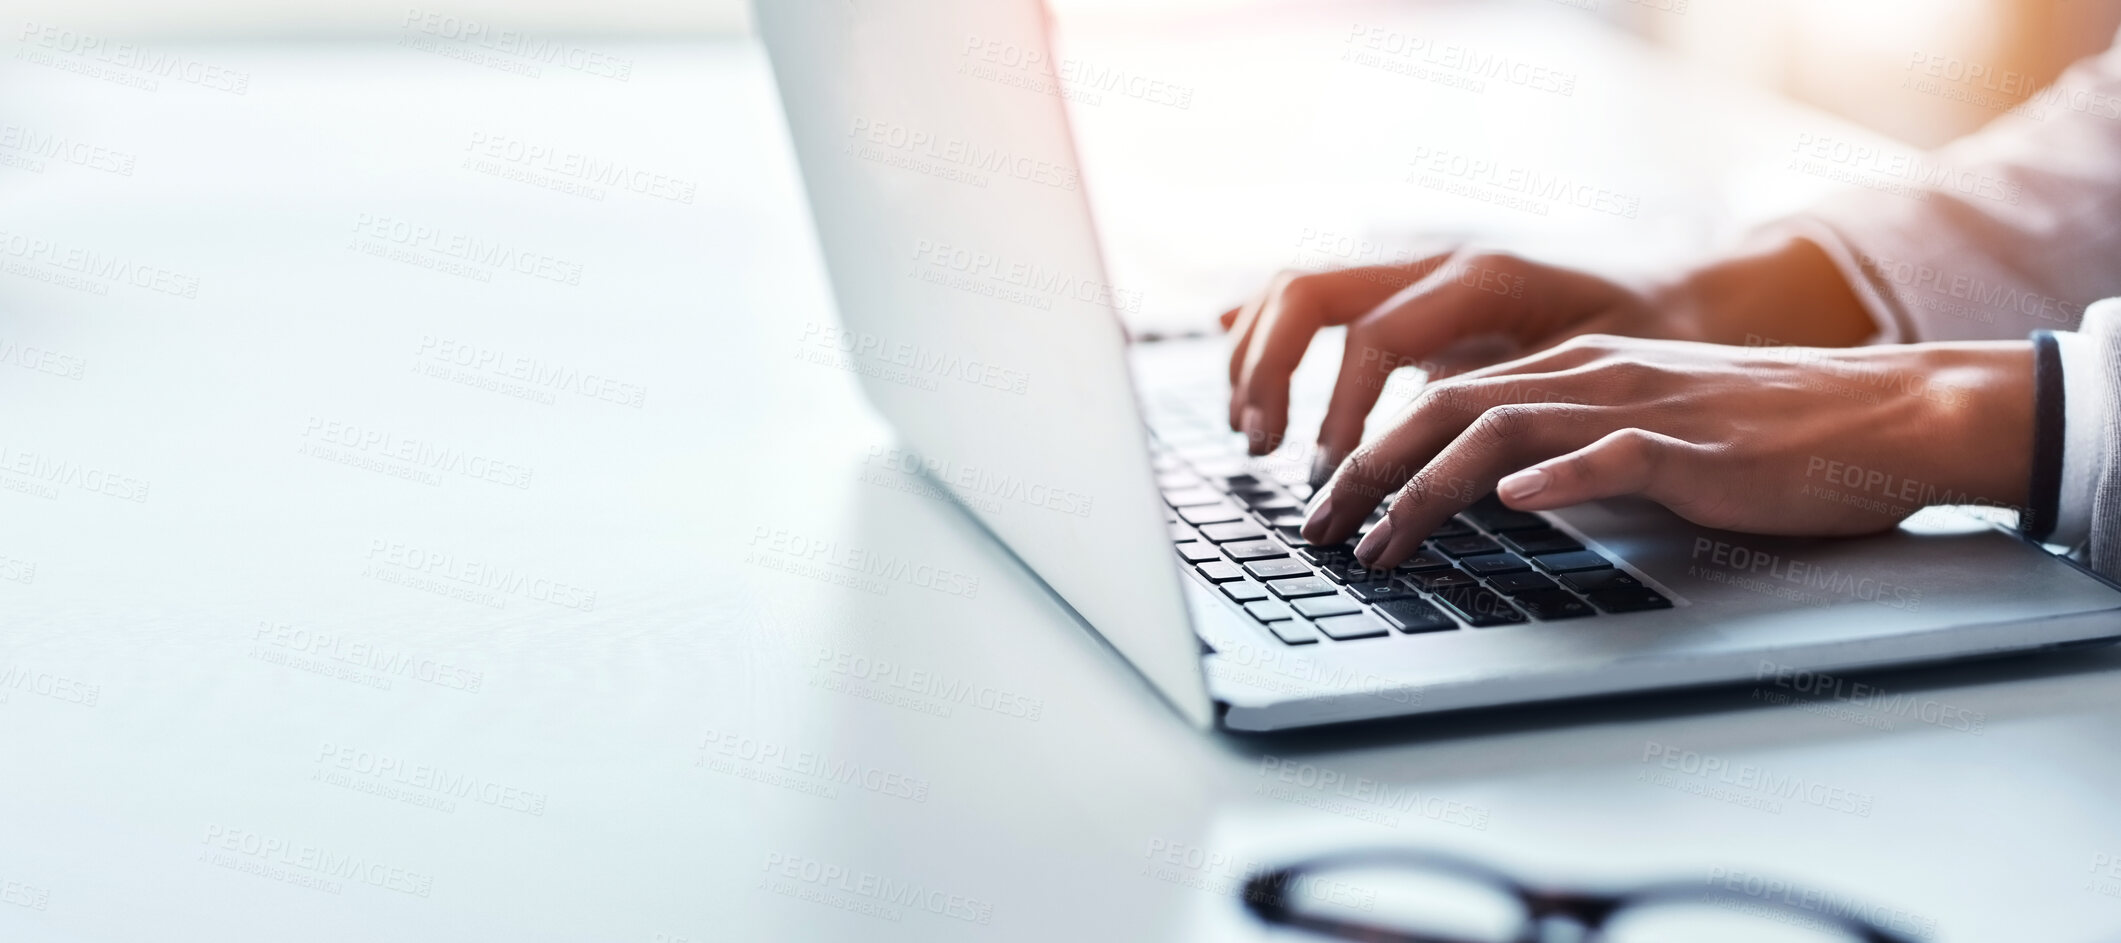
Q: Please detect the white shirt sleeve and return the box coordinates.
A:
[2052,313,2115,547]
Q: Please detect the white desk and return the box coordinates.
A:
[4,5,2120,940]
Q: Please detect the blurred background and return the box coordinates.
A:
[20,0,2121,147]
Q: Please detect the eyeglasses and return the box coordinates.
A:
[1240,849,1925,943]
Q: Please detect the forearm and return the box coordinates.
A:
[1650,235,1880,349]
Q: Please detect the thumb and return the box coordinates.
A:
[1496,428,1694,510]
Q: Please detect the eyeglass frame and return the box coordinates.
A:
[1239,848,1923,943]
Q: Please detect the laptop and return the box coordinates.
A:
[754,0,2121,730]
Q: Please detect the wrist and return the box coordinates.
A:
[1650,236,1879,348]
[1890,342,2035,513]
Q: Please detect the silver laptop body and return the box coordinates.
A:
[755,0,2121,731]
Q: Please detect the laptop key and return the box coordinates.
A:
[1427,516,1477,539]
[1267,618,1322,645]
[1222,540,1290,562]
[1199,521,1267,543]
[1312,613,1391,640]
[1398,548,1455,572]
[1533,550,1615,574]
[1169,522,1199,542]
[1588,587,1673,613]
[1559,569,1642,593]
[1296,545,1355,567]
[1175,542,1222,563]
[1409,567,1478,591]
[1244,600,1296,622]
[1514,589,1596,620]
[1464,498,1549,533]
[1215,473,1263,493]
[1433,535,1503,558]
[1178,502,1247,525]
[1265,576,1338,599]
[1157,471,1204,490]
[1243,558,1310,581]
[1248,496,1303,516]
[1487,572,1559,596]
[1433,586,1528,627]
[1222,580,1272,602]
[1346,579,1414,603]
[1163,486,1225,508]
[1319,559,1382,584]
[1196,561,1246,582]
[1242,491,1298,511]
[1293,594,1363,620]
[1375,597,1456,633]
[1502,529,1585,556]
[1459,552,1532,577]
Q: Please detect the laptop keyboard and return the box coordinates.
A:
[1149,401,1670,645]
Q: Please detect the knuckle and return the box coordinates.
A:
[1341,453,1412,503]
[1415,378,1483,417]
[1611,428,1666,468]
[1550,451,1593,484]
[1594,358,1664,394]
[1408,384,1452,418]
[1392,474,1441,510]
[1466,404,1536,446]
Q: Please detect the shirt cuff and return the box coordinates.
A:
[2053,330,2104,547]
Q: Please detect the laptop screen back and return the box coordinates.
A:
[755,0,1214,726]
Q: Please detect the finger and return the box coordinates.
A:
[1393,315,1632,383]
[1225,277,1283,429]
[1301,375,1505,545]
[1303,356,1618,546]
[1218,305,1241,331]
[1310,324,1401,488]
[1442,331,1618,384]
[1233,266,1424,454]
[1496,427,1696,511]
[1314,263,1526,484]
[1352,405,1620,567]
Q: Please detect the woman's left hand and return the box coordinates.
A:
[1299,334,2036,569]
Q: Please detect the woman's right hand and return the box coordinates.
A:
[1221,238,1880,488]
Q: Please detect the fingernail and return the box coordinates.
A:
[1308,447,1343,492]
[1241,407,1266,451]
[1498,467,1548,502]
[1301,494,1335,537]
[1354,516,1394,565]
